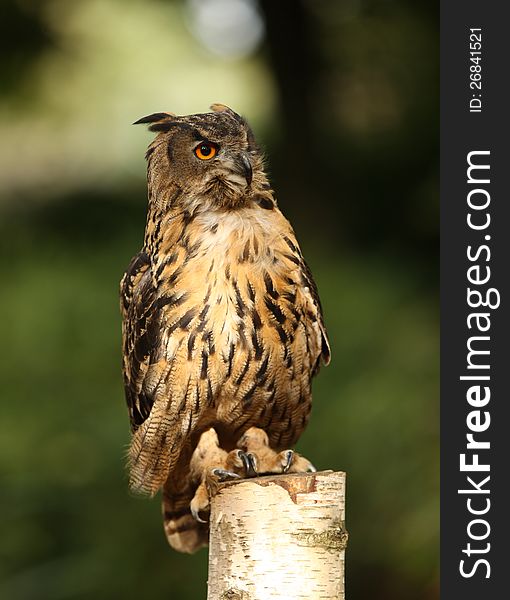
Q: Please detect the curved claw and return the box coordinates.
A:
[190,503,208,524]
[282,450,294,473]
[189,483,209,523]
[240,452,258,478]
[212,468,242,482]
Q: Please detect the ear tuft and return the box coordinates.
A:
[211,102,246,124]
[210,104,242,122]
[133,112,176,126]
[210,103,230,113]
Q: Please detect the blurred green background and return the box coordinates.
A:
[0,0,438,598]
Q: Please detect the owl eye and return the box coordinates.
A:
[194,142,218,160]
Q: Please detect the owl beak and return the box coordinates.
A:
[238,153,253,186]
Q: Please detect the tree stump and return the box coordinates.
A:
[207,470,347,600]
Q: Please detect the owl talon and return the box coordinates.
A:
[275,450,316,474]
[211,468,242,482]
[240,452,258,477]
[189,481,210,523]
[282,450,294,473]
[190,504,208,524]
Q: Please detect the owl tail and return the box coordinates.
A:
[162,477,209,553]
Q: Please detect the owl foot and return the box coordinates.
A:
[189,427,316,522]
[189,429,247,522]
[190,467,241,523]
[236,427,316,475]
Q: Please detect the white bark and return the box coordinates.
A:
[207,470,347,600]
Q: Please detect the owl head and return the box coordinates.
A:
[135,104,266,211]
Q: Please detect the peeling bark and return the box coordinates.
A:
[207,471,347,600]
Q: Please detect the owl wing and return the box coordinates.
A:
[278,229,331,375]
[120,250,159,432]
[298,255,331,374]
[120,244,218,495]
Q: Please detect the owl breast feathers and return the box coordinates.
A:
[120,104,330,553]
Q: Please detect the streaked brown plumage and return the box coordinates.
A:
[120,104,330,553]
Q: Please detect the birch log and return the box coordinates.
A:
[207,470,347,600]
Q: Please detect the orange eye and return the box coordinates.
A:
[194,142,218,160]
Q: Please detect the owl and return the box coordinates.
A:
[120,104,330,553]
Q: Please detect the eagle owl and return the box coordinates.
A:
[120,104,330,553]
